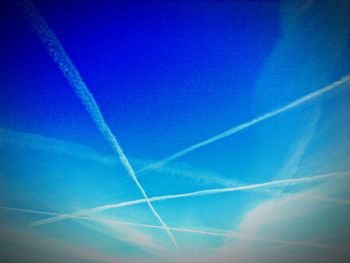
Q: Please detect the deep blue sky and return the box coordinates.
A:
[1,1,349,262]
[0,0,280,158]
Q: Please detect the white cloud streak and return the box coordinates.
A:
[19,1,177,249]
[137,75,350,175]
[28,171,350,227]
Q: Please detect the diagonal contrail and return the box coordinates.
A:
[136,75,350,175]
[1,206,346,251]
[19,1,177,249]
[272,105,322,199]
[29,171,350,227]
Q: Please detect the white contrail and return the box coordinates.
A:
[137,75,350,175]
[1,206,346,251]
[19,1,177,249]
[29,171,350,227]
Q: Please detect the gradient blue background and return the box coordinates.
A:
[1,0,349,262]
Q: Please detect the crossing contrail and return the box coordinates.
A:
[1,206,345,251]
[29,171,350,227]
[19,0,177,249]
[136,75,350,175]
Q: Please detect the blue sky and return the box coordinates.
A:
[0,0,350,262]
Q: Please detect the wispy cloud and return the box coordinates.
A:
[216,174,350,262]
[28,171,350,227]
[19,0,176,248]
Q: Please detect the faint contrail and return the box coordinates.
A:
[272,105,322,199]
[29,171,350,227]
[0,127,117,165]
[19,1,177,249]
[277,106,321,180]
[0,127,238,187]
[137,75,350,175]
[1,206,345,251]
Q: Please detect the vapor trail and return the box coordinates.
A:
[19,1,177,249]
[29,171,350,227]
[137,75,350,174]
[1,206,345,251]
[0,206,239,239]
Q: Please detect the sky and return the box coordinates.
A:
[0,0,350,262]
